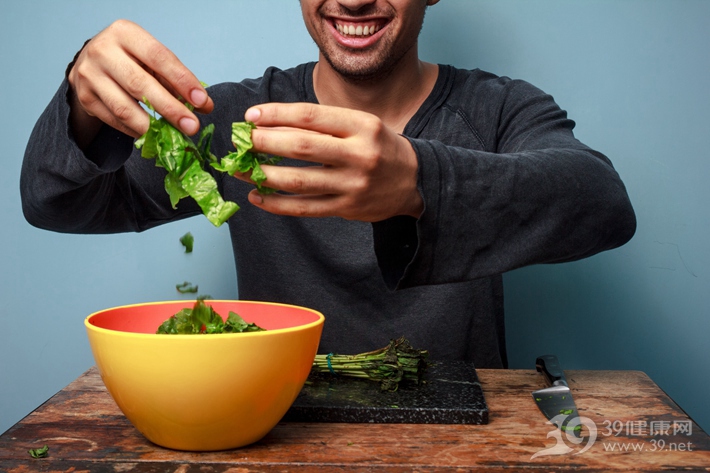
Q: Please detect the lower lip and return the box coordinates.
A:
[328,21,387,49]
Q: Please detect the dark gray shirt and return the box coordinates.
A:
[20,63,636,367]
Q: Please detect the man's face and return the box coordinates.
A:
[300,0,437,82]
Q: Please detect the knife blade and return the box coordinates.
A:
[532,355,581,437]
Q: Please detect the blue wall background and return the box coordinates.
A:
[2,0,708,436]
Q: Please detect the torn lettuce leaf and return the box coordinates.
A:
[176,281,198,294]
[28,445,49,459]
[211,122,282,194]
[135,101,282,226]
[134,100,239,227]
[179,232,194,253]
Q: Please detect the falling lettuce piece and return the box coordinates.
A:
[176,281,198,294]
[179,232,194,253]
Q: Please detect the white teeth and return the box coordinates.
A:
[336,22,379,37]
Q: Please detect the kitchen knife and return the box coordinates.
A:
[532,355,581,437]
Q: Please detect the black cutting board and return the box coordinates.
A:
[283,361,488,424]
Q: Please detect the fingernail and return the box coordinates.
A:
[245,107,261,122]
[248,191,264,205]
[179,117,198,135]
[190,88,207,107]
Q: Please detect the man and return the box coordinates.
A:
[20,0,636,367]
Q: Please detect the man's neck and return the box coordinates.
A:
[312,51,439,134]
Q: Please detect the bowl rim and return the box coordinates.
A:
[84,299,325,338]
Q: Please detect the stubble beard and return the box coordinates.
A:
[321,42,399,83]
[312,4,425,84]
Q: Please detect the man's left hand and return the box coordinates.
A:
[236,102,424,222]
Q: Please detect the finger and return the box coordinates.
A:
[79,75,150,137]
[232,164,341,195]
[249,128,349,166]
[89,21,210,135]
[70,47,150,136]
[247,191,343,219]
[245,102,368,138]
[154,72,214,114]
[87,95,144,138]
[103,60,201,135]
[110,20,211,113]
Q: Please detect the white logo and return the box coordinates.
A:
[531,414,598,460]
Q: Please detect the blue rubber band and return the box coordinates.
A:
[326,353,336,375]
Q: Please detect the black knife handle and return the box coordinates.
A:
[536,355,568,387]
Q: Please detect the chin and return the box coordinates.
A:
[322,50,403,83]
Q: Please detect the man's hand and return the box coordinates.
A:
[238,103,424,222]
[67,19,213,148]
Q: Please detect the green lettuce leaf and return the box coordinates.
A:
[156,299,266,334]
[211,122,282,194]
[179,232,194,253]
[223,311,267,333]
[176,281,198,294]
[135,99,239,227]
[28,445,49,459]
[135,98,281,226]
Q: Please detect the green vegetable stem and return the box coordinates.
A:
[312,337,429,392]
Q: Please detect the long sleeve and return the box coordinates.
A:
[20,80,201,233]
[375,69,636,289]
[23,63,599,366]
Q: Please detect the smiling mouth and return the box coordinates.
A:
[333,20,384,37]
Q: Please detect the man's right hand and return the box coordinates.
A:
[67,19,213,149]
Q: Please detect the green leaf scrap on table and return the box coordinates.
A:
[135,92,282,227]
[156,299,266,334]
[28,445,49,459]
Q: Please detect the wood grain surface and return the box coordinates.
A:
[1,368,709,472]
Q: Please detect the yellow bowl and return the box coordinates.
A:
[85,300,324,451]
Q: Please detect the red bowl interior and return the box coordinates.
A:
[88,300,322,334]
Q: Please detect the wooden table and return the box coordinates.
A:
[2,368,709,472]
